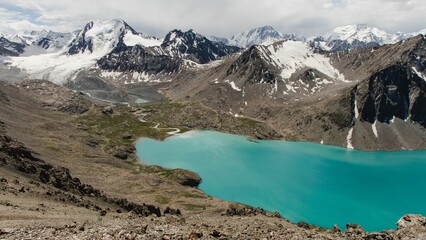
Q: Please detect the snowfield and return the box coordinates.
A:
[123,31,162,47]
[263,41,346,81]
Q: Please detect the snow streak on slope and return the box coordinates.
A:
[265,41,345,81]
[412,67,426,82]
[347,128,354,149]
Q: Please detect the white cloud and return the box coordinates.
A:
[0,0,424,38]
[0,7,48,34]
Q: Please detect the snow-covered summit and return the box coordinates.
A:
[67,19,161,55]
[323,24,396,45]
[229,26,284,47]
[312,24,426,51]
[161,29,240,64]
[225,26,305,48]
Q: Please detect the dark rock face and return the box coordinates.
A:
[162,29,240,64]
[110,198,161,217]
[226,45,280,84]
[164,207,181,216]
[36,37,51,49]
[68,21,95,54]
[0,37,26,56]
[355,64,426,127]
[328,39,380,52]
[167,169,202,187]
[97,45,182,74]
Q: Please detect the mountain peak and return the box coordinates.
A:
[229,25,284,47]
[324,24,391,45]
[67,19,141,55]
[258,25,276,31]
[161,29,239,64]
[354,23,369,29]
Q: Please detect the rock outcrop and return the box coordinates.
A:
[167,169,202,188]
[97,45,182,74]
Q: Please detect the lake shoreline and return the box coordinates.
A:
[136,130,426,232]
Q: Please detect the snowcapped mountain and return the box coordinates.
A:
[32,30,76,51]
[224,40,346,96]
[4,19,239,84]
[7,19,164,84]
[229,26,283,47]
[227,26,305,48]
[323,24,395,45]
[3,19,425,87]
[68,19,160,55]
[0,30,76,58]
[0,37,26,56]
[161,29,239,64]
[312,24,426,52]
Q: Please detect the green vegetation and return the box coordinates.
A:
[180,192,207,199]
[142,101,280,139]
[182,203,209,211]
[155,195,171,205]
[74,106,170,153]
[45,145,62,153]
[159,169,174,178]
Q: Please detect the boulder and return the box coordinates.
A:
[121,133,133,140]
[113,146,135,160]
[397,214,426,229]
[101,106,113,115]
[167,169,201,187]
[164,207,181,216]
[333,224,341,233]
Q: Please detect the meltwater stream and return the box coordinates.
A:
[136,131,426,231]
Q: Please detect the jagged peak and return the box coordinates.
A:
[163,29,206,43]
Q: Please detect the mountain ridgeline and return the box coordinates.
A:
[1,19,426,150]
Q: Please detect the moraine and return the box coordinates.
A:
[136,130,426,232]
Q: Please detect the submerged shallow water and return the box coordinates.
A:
[135,98,149,104]
[136,131,426,231]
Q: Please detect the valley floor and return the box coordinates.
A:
[1,81,426,239]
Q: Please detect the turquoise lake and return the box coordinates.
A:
[136,131,426,232]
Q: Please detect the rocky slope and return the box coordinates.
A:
[161,35,426,150]
[97,44,183,75]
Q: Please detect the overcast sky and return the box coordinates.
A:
[0,0,425,38]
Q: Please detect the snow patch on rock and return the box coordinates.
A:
[347,127,354,150]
